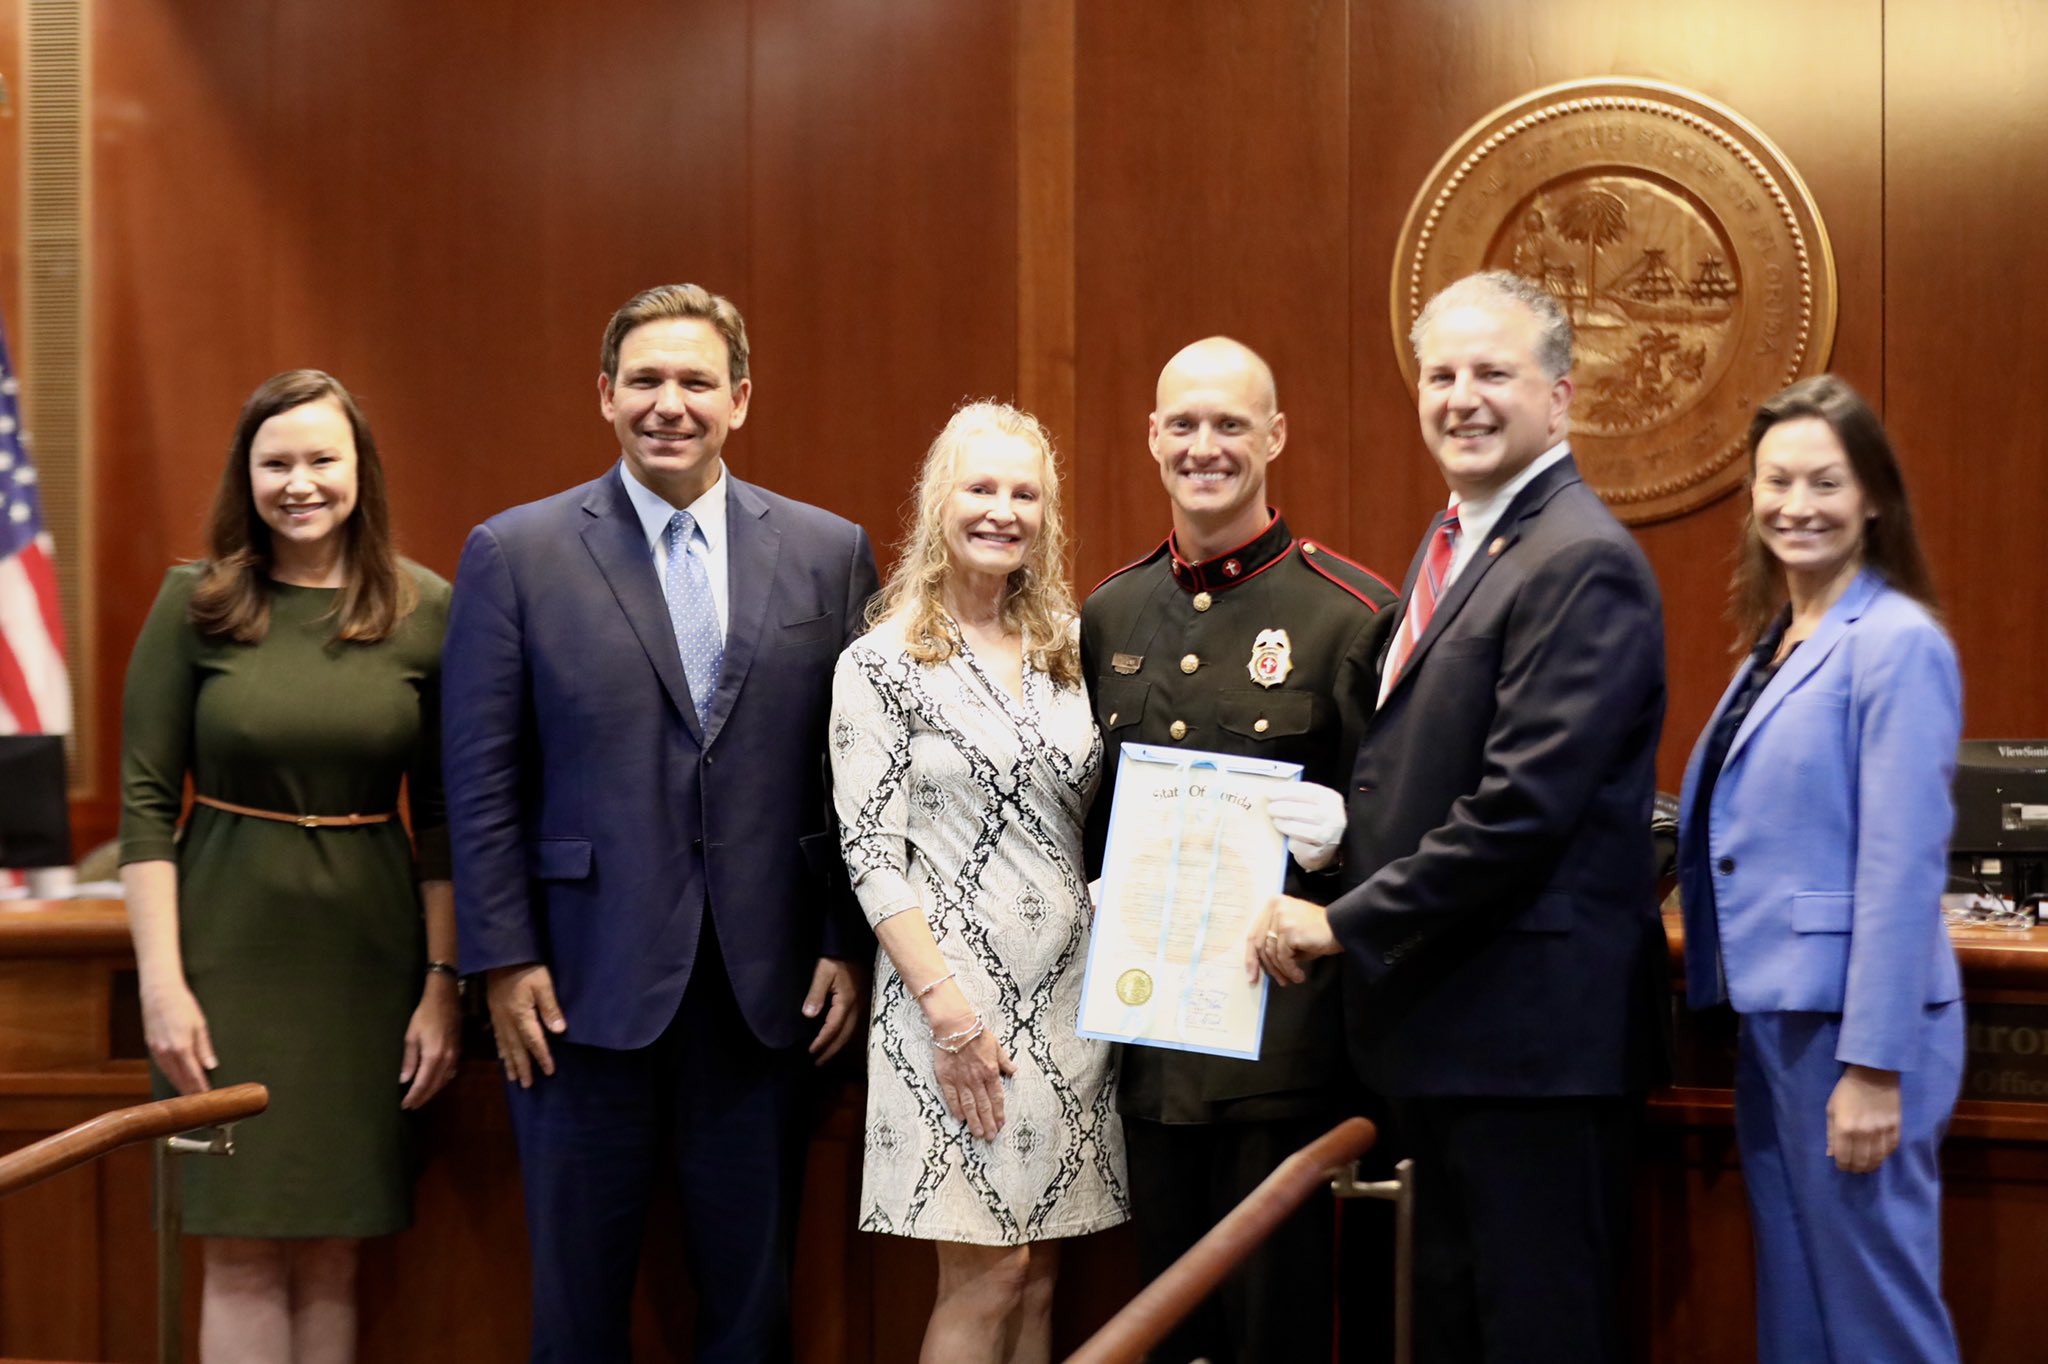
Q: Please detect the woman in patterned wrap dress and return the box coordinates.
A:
[831,402,1127,1364]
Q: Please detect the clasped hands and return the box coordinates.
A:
[1245,894,1341,985]
[1243,782,1347,983]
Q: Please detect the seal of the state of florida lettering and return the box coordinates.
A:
[1391,79,1837,524]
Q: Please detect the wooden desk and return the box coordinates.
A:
[0,902,1138,1362]
[13,899,2039,1361]
[0,903,155,1364]
[1644,911,2048,1363]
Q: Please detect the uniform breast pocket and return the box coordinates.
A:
[1095,675,1149,733]
[1216,689,1315,742]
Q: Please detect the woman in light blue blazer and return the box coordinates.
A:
[1678,375,1963,1363]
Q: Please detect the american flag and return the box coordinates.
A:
[0,323,70,737]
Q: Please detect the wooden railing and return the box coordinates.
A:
[1065,1116,1378,1364]
[0,1084,268,1199]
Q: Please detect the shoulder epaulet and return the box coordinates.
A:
[1088,536,1172,596]
[1299,539,1399,611]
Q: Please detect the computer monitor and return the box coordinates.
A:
[0,734,72,869]
[1950,739,2048,903]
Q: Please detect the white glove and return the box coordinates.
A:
[1267,783,1347,873]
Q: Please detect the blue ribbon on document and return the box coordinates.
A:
[1121,758,1229,1040]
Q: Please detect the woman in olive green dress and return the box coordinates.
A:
[119,370,458,1364]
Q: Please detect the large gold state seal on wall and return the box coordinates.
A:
[1391,79,1836,524]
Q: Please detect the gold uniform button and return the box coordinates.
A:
[1192,591,1213,612]
[1169,720,1188,741]
[1254,718,1270,734]
[1107,712,1119,726]
[1180,653,1200,674]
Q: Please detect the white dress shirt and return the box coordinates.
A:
[617,459,731,636]
[1443,439,1573,589]
[1377,440,1574,710]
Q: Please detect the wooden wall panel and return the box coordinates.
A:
[745,0,1019,561]
[81,1,754,848]
[35,0,2048,1355]
[253,0,754,557]
[1015,1,1077,490]
[0,0,20,337]
[266,0,756,565]
[1882,0,2048,741]
[1348,0,1885,790]
[0,1160,99,1359]
[1072,0,1356,590]
[85,0,277,844]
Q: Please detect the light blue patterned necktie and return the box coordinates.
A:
[662,510,723,719]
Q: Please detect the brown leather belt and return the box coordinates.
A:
[192,794,395,829]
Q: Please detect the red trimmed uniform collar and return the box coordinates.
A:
[1166,510,1294,595]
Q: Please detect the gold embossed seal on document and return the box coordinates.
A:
[1391,79,1837,523]
[1115,969,1154,1007]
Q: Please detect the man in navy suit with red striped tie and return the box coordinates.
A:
[1253,272,1668,1364]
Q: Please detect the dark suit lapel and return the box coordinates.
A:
[706,477,780,746]
[1384,455,1582,704]
[1724,568,1880,770]
[579,475,703,743]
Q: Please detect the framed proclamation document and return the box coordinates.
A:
[1077,742,1302,1060]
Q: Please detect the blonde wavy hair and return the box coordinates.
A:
[867,401,1081,688]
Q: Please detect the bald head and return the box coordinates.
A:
[1155,336,1279,416]
[1148,336,1286,559]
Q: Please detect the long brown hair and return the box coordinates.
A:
[866,401,1081,688]
[188,369,416,643]
[1730,374,1938,650]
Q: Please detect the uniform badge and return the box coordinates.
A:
[1111,652,1144,675]
[1247,628,1293,688]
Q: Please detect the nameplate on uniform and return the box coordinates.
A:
[1111,653,1144,675]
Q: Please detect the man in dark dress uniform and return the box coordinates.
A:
[1080,336,1397,1363]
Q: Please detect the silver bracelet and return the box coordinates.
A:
[912,970,955,1001]
[931,1014,981,1042]
[931,1015,986,1054]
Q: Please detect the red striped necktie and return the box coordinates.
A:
[1383,502,1460,693]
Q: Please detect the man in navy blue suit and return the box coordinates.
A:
[1252,271,1668,1363]
[443,284,879,1362]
